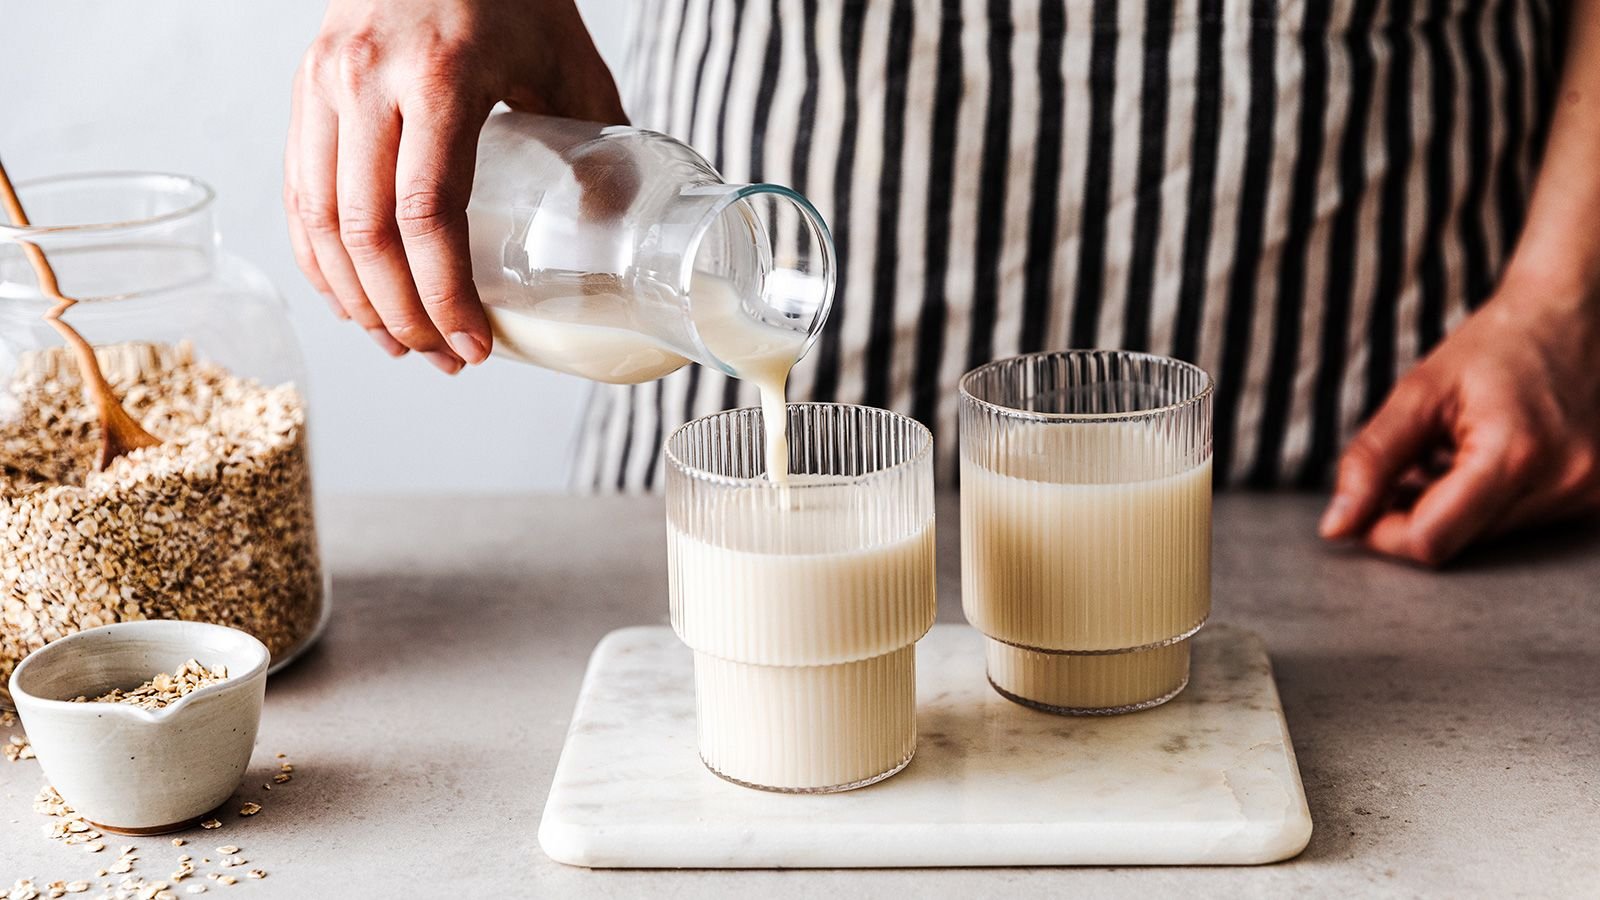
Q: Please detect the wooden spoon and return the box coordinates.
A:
[0,159,160,470]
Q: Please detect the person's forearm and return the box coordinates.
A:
[1500,0,1600,311]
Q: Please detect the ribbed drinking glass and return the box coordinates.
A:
[665,403,935,792]
[959,351,1213,714]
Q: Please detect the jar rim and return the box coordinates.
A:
[0,171,216,236]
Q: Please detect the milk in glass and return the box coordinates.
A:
[666,407,936,792]
[962,406,1212,713]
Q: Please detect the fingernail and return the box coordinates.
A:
[447,331,488,364]
[422,349,464,375]
[365,327,409,358]
[1319,496,1353,538]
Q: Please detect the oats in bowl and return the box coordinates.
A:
[72,659,229,711]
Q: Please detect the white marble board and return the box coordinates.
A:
[539,623,1313,868]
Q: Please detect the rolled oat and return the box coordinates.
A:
[73,660,227,710]
[0,342,322,705]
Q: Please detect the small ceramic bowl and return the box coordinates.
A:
[9,620,269,835]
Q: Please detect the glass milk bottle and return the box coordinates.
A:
[467,111,835,384]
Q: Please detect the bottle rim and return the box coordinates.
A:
[675,182,838,378]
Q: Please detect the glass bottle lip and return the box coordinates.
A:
[0,171,216,237]
[665,402,932,490]
[960,350,1215,423]
[675,182,837,378]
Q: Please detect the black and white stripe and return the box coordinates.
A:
[580,0,1557,493]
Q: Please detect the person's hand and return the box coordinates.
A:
[1318,272,1600,565]
[285,0,626,373]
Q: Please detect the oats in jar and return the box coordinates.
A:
[0,342,323,704]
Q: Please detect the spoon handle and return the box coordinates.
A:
[0,158,160,469]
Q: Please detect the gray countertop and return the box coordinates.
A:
[3,494,1597,897]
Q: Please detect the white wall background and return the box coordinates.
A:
[0,1,632,494]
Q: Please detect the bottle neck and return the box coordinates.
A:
[647,182,836,377]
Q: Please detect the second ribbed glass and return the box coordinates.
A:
[959,351,1213,714]
[665,404,935,792]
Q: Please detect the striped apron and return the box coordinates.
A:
[575,0,1563,492]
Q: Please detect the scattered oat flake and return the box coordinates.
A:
[171,838,185,846]
[217,857,244,869]
[213,877,235,887]
[244,873,263,882]
[64,885,88,895]
[5,733,34,761]
[236,802,260,817]
[272,773,290,784]
[199,819,221,830]
[85,842,105,853]
[184,888,205,895]
[214,846,238,855]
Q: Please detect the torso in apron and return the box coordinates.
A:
[575,0,1560,492]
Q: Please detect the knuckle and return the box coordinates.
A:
[297,198,341,235]
[405,49,486,115]
[335,33,383,93]
[338,213,397,256]
[304,35,342,89]
[1500,439,1541,478]
[1339,434,1383,479]
[1388,373,1438,413]
[410,33,473,78]
[417,286,467,314]
[395,187,462,238]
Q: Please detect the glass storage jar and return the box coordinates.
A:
[0,171,328,706]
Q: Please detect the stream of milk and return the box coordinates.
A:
[484,273,804,481]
